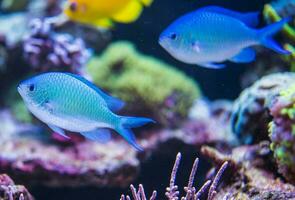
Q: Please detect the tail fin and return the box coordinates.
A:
[258,17,291,54]
[116,117,155,151]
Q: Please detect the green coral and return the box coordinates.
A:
[263,2,295,70]
[268,83,295,184]
[5,82,33,123]
[263,3,295,42]
[87,41,201,126]
[11,100,32,123]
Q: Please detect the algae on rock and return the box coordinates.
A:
[268,82,295,184]
[87,41,201,126]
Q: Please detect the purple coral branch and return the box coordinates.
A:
[196,180,212,199]
[182,157,199,200]
[121,184,157,200]
[121,153,229,200]
[165,153,181,199]
[208,161,229,200]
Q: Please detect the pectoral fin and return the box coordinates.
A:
[80,129,111,143]
[229,48,256,63]
[48,124,70,139]
[198,62,226,69]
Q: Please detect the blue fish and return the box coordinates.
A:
[18,72,155,151]
[159,6,290,69]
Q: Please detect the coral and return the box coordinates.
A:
[0,0,30,12]
[87,41,200,126]
[140,99,235,152]
[0,174,34,200]
[28,0,63,17]
[241,0,295,88]
[231,72,295,144]
[0,13,28,46]
[0,99,233,188]
[120,153,228,200]
[0,110,139,188]
[23,18,90,73]
[120,184,157,200]
[263,2,295,42]
[10,100,32,123]
[268,83,295,184]
[201,143,295,200]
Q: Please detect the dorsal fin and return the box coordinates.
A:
[199,6,259,27]
[65,73,125,112]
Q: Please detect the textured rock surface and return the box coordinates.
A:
[0,99,234,188]
[0,174,34,200]
[201,143,295,200]
[231,72,295,144]
[268,83,295,184]
[0,110,139,188]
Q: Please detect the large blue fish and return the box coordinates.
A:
[17,72,154,151]
[159,6,290,69]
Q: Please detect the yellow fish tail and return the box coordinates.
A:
[112,0,143,23]
[140,0,153,6]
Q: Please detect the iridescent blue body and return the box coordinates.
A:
[159,6,290,69]
[17,72,154,150]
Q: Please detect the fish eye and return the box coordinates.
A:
[29,84,35,92]
[170,33,177,40]
[69,2,77,12]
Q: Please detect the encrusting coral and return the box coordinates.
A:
[232,72,295,183]
[0,174,34,200]
[231,72,295,144]
[87,41,201,126]
[0,98,233,188]
[0,110,140,188]
[120,153,228,200]
[268,83,295,184]
[201,144,295,200]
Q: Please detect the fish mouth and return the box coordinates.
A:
[158,37,166,49]
[17,85,21,93]
[17,85,25,97]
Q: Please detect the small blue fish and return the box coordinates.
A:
[159,6,290,69]
[17,72,154,151]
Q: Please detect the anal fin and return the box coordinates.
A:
[48,124,70,139]
[80,128,111,143]
[229,48,256,63]
[198,62,226,69]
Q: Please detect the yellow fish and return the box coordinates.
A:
[64,0,153,28]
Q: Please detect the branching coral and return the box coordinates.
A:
[121,153,228,200]
[87,41,201,126]
[0,174,34,200]
[23,18,90,73]
[120,184,157,200]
